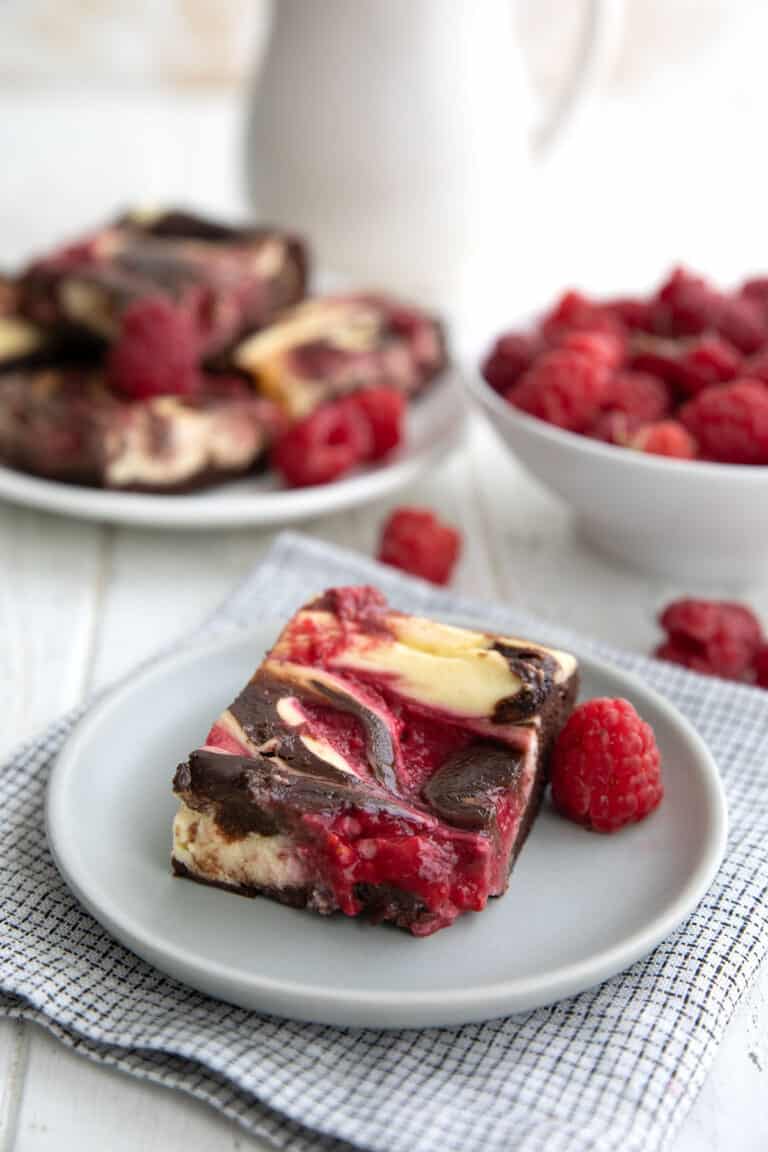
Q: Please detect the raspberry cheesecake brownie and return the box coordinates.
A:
[172,587,578,936]
[234,293,446,420]
[18,207,307,359]
[0,356,283,492]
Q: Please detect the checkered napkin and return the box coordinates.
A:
[3,532,768,1152]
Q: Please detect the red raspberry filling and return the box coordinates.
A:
[551,698,663,833]
[378,506,461,585]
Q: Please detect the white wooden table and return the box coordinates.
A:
[0,421,766,1151]
[2,87,768,1152]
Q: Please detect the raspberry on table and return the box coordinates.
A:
[507,349,609,433]
[630,420,697,459]
[551,698,663,833]
[657,598,763,680]
[108,296,202,400]
[378,506,461,585]
[347,388,405,461]
[272,398,372,488]
[677,336,742,396]
[481,332,542,393]
[680,378,768,464]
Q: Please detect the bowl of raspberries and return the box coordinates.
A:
[470,267,768,580]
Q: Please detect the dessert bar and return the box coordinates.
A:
[172,587,578,935]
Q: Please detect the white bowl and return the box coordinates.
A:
[466,369,768,581]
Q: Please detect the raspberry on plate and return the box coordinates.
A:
[551,698,663,833]
[508,349,609,433]
[657,597,763,680]
[378,506,461,585]
[630,420,697,459]
[272,398,372,488]
[346,387,405,461]
[107,296,202,400]
[680,378,768,464]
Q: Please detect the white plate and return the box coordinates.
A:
[47,623,727,1029]
[0,372,464,529]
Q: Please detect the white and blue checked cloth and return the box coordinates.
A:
[2,532,767,1152]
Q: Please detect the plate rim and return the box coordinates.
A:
[46,625,729,1026]
[0,371,464,529]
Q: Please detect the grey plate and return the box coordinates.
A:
[47,624,727,1029]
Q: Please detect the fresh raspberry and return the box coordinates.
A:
[558,328,626,370]
[551,698,663,833]
[603,296,654,331]
[481,332,541,393]
[272,399,372,488]
[599,371,671,426]
[347,388,405,461]
[630,420,697,459]
[742,349,768,385]
[740,277,768,305]
[540,290,623,344]
[378,507,461,585]
[680,379,768,464]
[716,294,765,355]
[108,297,202,400]
[507,350,609,433]
[653,639,717,675]
[676,335,742,396]
[589,411,633,446]
[658,598,763,679]
[754,643,768,688]
[628,334,687,389]
[653,267,721,337]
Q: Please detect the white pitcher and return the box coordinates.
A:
[245,0,622,347]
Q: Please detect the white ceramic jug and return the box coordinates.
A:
[245,0,622,346]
